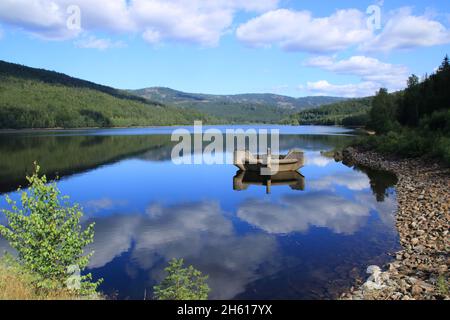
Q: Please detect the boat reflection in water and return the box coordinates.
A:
[233,170,305,194]
[233,149,305,194]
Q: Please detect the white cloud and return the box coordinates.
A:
[305,153,333,167]
[362,8,450,51]
[75,35,126,50]
[303,80,380,98]
[0,0,81,40]
[355,193,397,229]
[236,9,372,53]
[86,201,279,299]
[308,171,371,191]
[2,2,448,52]
[0,0,279,46]
[237,7,450,53]
[83,197,127,213]
[304,55,409,91]
[237,192,370,235]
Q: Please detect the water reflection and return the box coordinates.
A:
[87,201,279,300]
[0,126,400,300]
[238,192,370,235]
[233,170,305,194]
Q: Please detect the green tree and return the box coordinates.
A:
[0,163,101,295]
[398,75,420,126]
[153,258,210,300]
[369,88,396,133]
[438,55,449,72]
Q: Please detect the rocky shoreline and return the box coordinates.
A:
[339,147,449,300]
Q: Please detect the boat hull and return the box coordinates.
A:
[233,149,304,174]
[235,162,303,173]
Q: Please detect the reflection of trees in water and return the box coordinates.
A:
[0,133,354,193]
[278,134,354,151]
[0,135,174,193]
[353,165,398,202]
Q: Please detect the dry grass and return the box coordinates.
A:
[0,258,98,300]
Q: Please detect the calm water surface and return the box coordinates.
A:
[0,126,399,299]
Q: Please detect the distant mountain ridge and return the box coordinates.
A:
[131,87,348,123]
[132,87,346,111]
[0,60,209,129]
[0,59,359,128]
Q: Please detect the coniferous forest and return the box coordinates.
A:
[0,60,211,129]
[360,56,450,165]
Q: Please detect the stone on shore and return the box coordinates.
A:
[340,147,449,300]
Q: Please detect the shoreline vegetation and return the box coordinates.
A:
[357,56,450,166]
[338,56,449,300]
[0,55,448,300]
[0,165,208,300]
[340,147,449,300]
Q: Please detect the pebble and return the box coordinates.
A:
[340,147,450,300]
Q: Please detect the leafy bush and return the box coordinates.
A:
[153,258,210,300]
[0,163,102,296]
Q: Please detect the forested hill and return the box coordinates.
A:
[0,60,157,105]
[132,87,345,110]
[0,60,210,129]
[361,55,450,164]
[131,87,347,123]
[283,97,373,126]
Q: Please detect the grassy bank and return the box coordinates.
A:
[0,255,99,300]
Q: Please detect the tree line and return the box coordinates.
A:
[0,61,212,129]
[283,97,372,126]
[362,55,450,164]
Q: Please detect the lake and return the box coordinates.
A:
[0,125,400,299]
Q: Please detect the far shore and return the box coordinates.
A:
[0,123,357,134]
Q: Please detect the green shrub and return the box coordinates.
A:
[0,163,102,296]
[153,258,210,300]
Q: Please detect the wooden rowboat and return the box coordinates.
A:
[233,149,304,175]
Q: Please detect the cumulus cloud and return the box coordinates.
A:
[83,197,128,214]
[305,153,334,167]
[0,0,82,40]
[237,192,370,235]
[236,9,372,53]
[355,192,397,229]
[86,201,279,299]
[87,214,140,269]
[75,35,126,50]
[302,80,380,98]
[362,8,450,52]
[237,7,450,53]
[0,0,279,46]
[308,171,371,191]
[304,55,409,91]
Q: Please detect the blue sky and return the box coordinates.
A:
[0,0,449,97]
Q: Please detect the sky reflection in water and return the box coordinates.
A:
[0,127,399,299]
